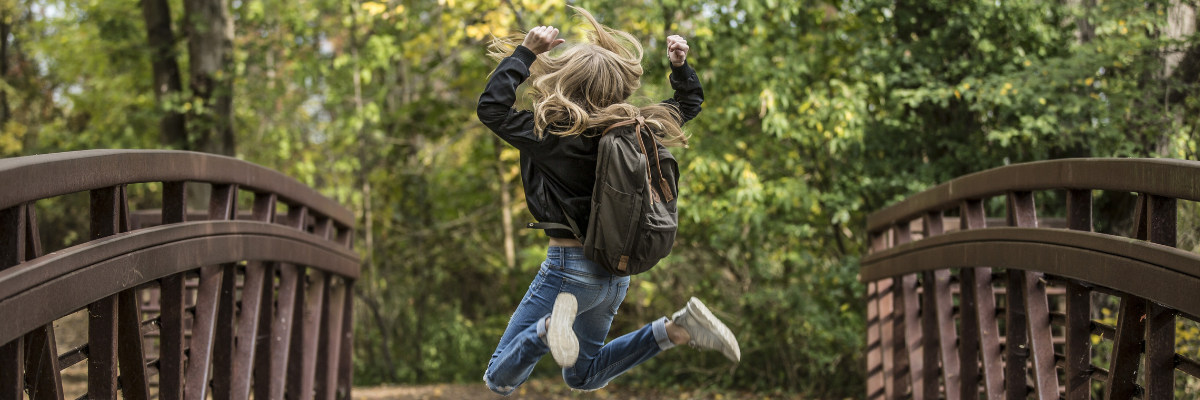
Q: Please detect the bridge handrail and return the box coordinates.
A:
[0,150,360,400]
[860,157,1200,400]
[0,149,354,228]
[866,158,1200,233]
[0,220,360,345]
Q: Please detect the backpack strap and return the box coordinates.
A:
[526,203,583,240]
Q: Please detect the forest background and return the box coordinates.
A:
[2,0,1199,397]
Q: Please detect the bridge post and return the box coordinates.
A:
[892,222,923,400]
[159,181,188,400]
[1144,195,1177,400]
[874,228,898,400]
[1063,190,1093,400]
[88,186,124,400]
[920,211,960,400]
[0,205,26,400]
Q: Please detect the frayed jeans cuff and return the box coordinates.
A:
[483,373,517,396]
[536,314,550,345]
[652,317,675,351]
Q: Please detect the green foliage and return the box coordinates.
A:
[8,0,1200,397]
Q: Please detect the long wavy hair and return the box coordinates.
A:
[488,7,688,147]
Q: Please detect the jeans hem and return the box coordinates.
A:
[652,317,675,351]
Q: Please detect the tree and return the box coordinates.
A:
[185,0,235,156]
[141,0,187,149]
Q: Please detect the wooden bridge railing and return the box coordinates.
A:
[0,150,360,400]
[863,158,1200,400]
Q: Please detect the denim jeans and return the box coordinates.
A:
[483,246,675,395]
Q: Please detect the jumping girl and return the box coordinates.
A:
[477,7,741,395]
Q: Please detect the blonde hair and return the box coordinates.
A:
[488,6,688,147]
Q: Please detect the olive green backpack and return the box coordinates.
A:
[529,116,679,276]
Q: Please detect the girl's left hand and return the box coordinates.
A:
[523,26,566,55]
[667,35,689,67]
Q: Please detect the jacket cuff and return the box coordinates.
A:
[670,61,692,77]
[512,45,539,69]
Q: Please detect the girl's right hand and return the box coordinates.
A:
[667,35,689,67]
[522,26,566,55]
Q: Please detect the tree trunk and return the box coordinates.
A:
[1164,0,1195,79]
[184,0,236,156]
[0,4,13,126]
[495,137,515,269]
[141,0,188,149]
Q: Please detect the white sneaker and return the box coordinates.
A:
[671,297,741,362]
[546,292,579,367]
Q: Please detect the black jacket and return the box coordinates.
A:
[477,45,704,239]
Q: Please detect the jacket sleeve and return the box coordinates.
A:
[661,61,704,125]
[477,45,549,151]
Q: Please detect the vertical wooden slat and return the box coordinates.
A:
[183,184,237,400]
[21,203,64,400]
[1144,194,1176,400]
[314,217,334,240]
[867,279,885,400]
[879,275,898,400]
[0,338,23,400]
[1104,293,1147,400]
[253,263,278,400]
[287,270,327,400]
[337,281,354,400]
[957,199,1004,399]
[88,187,121,400]
[899,272,924,400]
[23,325,63,400]
[891,223,920,399]
[230,261,269,400]
[113,186,151,400]
[287,205,309,231]
[315,278,346,400]
[268,263,303,400]
[917,214,940,400]
[0,204,26,399]
[1003,192,1034,400]
[1003,192,1057,400]
[163,181,188,225]
[1063,190,1093,400]
[251,192,278,400]
[921,211,960,400]
[159,183,188,400]
[252,192,278,223]
[117,289,151,400]
[0,204,26,272]
[210,262,237,398]
[210,184,239,399]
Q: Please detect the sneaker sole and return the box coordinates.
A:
[549,293,579,367]
[688,297,741,362]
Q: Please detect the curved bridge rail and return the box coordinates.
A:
[0,150,360,400]
[863,158,1200,400]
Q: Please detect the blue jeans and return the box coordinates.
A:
[484,246,675,395]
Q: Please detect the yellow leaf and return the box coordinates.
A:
[1003,82,1012,90]
[962,83,971,90]
[844,111,853,121]
[1023,60,1031,66]
[1085,77,1094,86]
[1038,98,1046,105]
[362,2,386,15]
[954,90,961,99]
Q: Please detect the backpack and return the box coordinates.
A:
[529,116,680,276]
